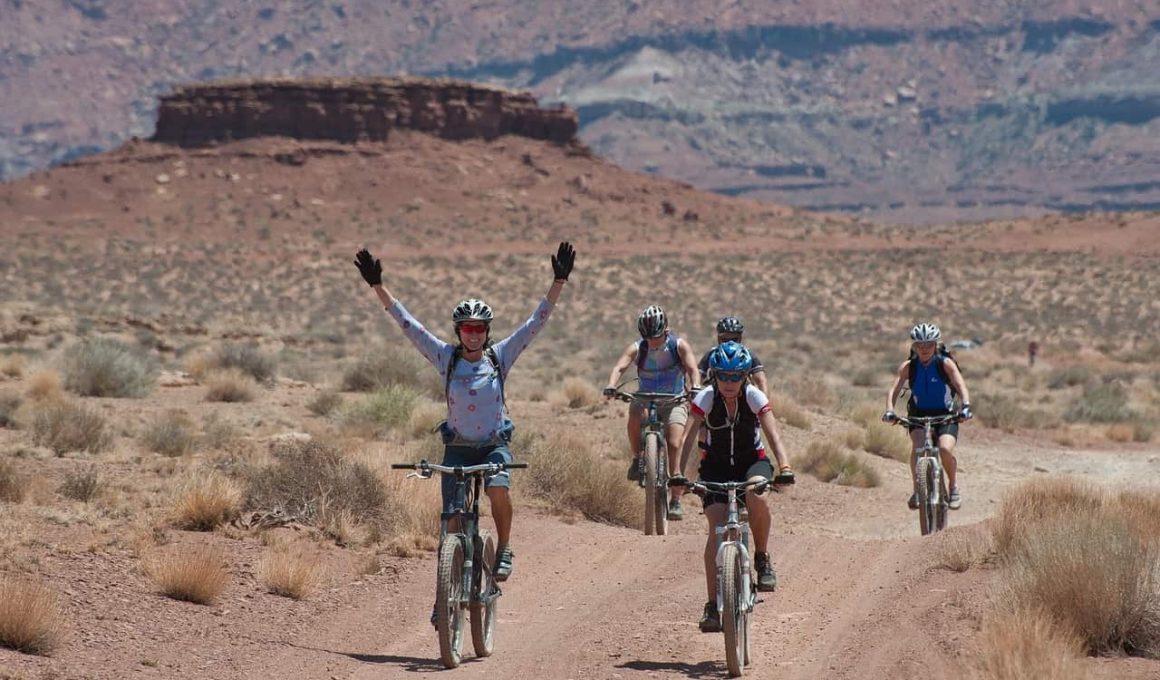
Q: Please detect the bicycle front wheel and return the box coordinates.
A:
[643,433,660,536]
[934,465,949,532]
[470,531,497,658]
[436,535,466,668]
[916,457,937,536]
[722,543,745,677]
[655,440,669,537]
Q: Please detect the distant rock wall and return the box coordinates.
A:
[151,77,578,147]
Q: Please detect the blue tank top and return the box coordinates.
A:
[638,335,685,394]
[912,358,954,412]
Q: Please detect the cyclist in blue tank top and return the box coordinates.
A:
[882,323,973,511]
[604,304,701,519]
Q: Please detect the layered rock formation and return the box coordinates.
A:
[151,77,578,147]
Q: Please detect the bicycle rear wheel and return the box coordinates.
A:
[436,535,466,668]
[722,543,745,677]
[643,433,660,535]
[470,531,497,658]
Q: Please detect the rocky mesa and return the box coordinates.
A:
[151,77,579,147]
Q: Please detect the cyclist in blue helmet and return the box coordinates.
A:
[882,322,973,511]
[672,340,794,633]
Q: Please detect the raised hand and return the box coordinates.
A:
[552,241,576,281]
[354,248,382,287]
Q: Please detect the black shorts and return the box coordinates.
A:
[906,409,959,440]
[698,459,774,509]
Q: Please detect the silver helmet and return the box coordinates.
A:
[909,322,941,343]
[452,298,494,325]
[637,304,667,338]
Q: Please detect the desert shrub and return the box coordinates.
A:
[141,410,197,457]
[146,545,228,604]
[559,377,601,409]
[60,337,157,397]
[862,421,911,461]
[341,346,440,397]
[975,609,1089,680]
[245,439,386,525]
[204,369,257,403]
[25,370,63,402]
[0,354,25,379]
[992,477,1105,556]
[843,427,866,451]
[199,414,242,451]
[769,391,811,430]
[207,343,276,385]
[793,440,880,487]
[935,525,994,572]
[58,465,102,503]
[976,393,1056,431]
[379,465,442,556]
[518,429,638,527]
[1065,381,1135,424]
[1047,365,1093,390]
[30,399,112,455]
[260,548,321,599]
[173,472,243,531]
[1000,512,1160,657]
[0,390,22,428]
[336,385,418,437]
[0,459,28,503]
[0,577,64,655]
[306,390,343,417]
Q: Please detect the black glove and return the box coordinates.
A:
[667,475,690,488]
[552,241,576,281]
[602,386,617,398]
[959,403,973,421]
[773,466,796,486]
[354,248,382,287]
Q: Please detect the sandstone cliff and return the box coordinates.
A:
[151,77,579,147]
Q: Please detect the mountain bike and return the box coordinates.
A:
[668,477,770,678]
[891,414,961,536]
[606,388,689,536]
[391,460,527,669]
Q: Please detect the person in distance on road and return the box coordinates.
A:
[671,341,795,633]
[603,304,701,520]
[882,322,973,511]
[354,241,575,591]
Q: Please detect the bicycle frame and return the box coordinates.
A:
[893,414,959,535]
[611,388,689,535]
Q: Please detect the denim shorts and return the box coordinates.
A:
[440,442,513,511]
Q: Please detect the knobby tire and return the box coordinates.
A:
[436,536,465,668]
[644,433,659,535]
[722,543,744,677]
[470,531,497,658]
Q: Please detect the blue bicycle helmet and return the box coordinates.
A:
[709,341,753,374]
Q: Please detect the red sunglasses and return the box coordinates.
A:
[458,322,489,334]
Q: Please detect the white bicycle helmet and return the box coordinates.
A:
[909,322,941,343]
[637,305,667,338]
[452,298,494,325]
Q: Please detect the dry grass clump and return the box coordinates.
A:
[1047,365,1093,389]
[975,609,1089,680]
[862,421,911,461]
[58,464,102,503]
[993,478,1160,658]
[141,410,197,457]
[341,346,441,397]
[25,370,64,402]
[769,391,811,430]
[246,439,386,526]
[407,399,445,439]
[306,389,343,417]
[29,399,112,455]
[976,393,1056,431]
[793,440,880,488]
[518,429,638,527]
[60,337,157,397]
[557,377,601,409]
[0,576,65,655]
[172,471,243,531]
[785,375,835,410]
[145,545,229,604]
[935,525,994,572]
[204,368,258,403]
[0,459,28,503]
[0,354,26,379]
[336,385,419,437]
[379,467,442,556]
[843,427,866,451]
[260,546,321,599]
[0,390,22,428]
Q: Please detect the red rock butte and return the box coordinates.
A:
[151,77,579,148]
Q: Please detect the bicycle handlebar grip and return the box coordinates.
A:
[390,463,418,469]
[666,477,688,488]
[506,463,529,469]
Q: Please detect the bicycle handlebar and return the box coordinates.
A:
[667,477,770,493]
[891,414,962,427]
[604,388,693,405]
[390,461,529,474]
